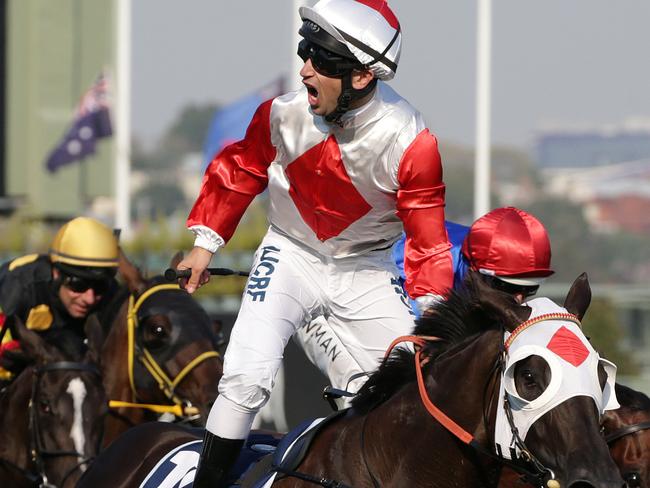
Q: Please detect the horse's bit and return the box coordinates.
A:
[108,283,220,420]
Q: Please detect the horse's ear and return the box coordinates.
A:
[83,315,104,366]
[212,318,223,337]
[563,272,591,321]
[468,271,531,331]
[170,251,184,270]
[212,318,227,350]
[118,247,147,295]
[8,315,59,364]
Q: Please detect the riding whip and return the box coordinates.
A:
[164,267,249,281]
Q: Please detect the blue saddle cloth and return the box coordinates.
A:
[140,410,348,487]
[139,433,280,488]
[245,417,326,487]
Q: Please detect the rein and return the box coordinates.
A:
[29,361,103,488]
[108,283,220,419]
[606,421,650,444]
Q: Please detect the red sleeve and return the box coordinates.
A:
[396,129,454,298]
[186,99,277,242]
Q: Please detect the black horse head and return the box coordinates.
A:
[99,251,223,445]
[0,315,107,488]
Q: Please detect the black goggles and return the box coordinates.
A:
[483,275,539,299]
[62,275,111,295]
[297,39,360,77]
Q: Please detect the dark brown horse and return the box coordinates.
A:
[96,253,223,446]
[500,384,650,488]
[78,274,624,487]
[604,384,650,488]
[0,317,107,488]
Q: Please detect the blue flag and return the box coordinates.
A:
[45,73,113,173]
[202,77,285,172]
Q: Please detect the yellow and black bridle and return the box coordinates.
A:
[108,283,220,419]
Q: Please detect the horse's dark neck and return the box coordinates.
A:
[364,330,504,487]
[101,299,130,399]
[430,329,502,439]
[0,370,33,470]
[431,330,503,485]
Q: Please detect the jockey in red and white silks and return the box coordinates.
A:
[187,82,454,438]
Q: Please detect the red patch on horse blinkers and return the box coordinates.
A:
[546,326,590,367]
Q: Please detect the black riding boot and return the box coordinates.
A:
[193,431,244,488]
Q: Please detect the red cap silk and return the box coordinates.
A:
[461,207,554,278]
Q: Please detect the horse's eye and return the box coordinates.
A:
[522,370,535,385]
[39,400,52,414]
[142,320,171,349]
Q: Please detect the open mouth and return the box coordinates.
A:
[304,83,319,105]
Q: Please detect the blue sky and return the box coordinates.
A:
[132,0,650,152]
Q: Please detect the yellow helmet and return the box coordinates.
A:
[49,217,119,275]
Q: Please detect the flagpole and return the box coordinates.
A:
[73,0,88,210]
[290,0,305,91]
[115,0,131,237]
[474,0,492,219]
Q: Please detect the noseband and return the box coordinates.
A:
[605,421,650,444]
[29,361,103,488]
[108,284,220,420]
[605,421,650,488]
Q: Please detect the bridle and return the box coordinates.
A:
[4,361,105,488]
[108,283,220,420]
[381,320,582,488]
[605,420,650,488]
[606,421,650,445]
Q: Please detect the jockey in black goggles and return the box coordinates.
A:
[61,273,112,295]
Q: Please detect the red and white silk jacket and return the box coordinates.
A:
[187,82,453,299]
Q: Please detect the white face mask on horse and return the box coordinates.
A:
[494,297,619,460]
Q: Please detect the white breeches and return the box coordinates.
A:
[206,227,416,439]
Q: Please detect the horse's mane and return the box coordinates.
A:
[147,275,171,287]
[616,383,650,412]
[351,279,516,414]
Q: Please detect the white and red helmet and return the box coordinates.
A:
[299,0,402,81]
[462,207,554,286]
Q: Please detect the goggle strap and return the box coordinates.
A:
[338,25,399,72]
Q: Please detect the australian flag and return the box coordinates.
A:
[45,73,113,173]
